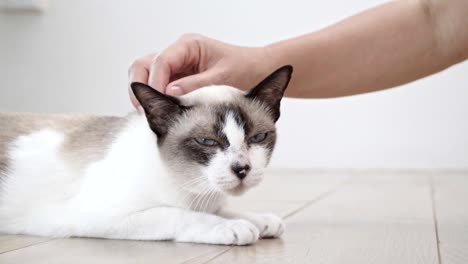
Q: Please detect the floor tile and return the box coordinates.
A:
[205,172,439,264]
[0,235,53,254]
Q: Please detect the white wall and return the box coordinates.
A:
[0,0,467,169]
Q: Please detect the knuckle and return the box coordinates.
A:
[152,54,168,67]
[178,33,203,42]
[128,59,144,73]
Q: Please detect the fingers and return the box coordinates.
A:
[148,37,200,94]
[128,33,215,108]
[128,53,156,110]
[166,69,218,96]
[147,53,171,94]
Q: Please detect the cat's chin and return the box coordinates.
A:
[223,184,249,196]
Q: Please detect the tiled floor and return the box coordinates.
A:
[1,171,467,264]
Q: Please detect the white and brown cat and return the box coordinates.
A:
[0,66,292,245]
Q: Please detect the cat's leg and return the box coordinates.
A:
[217,209,285,238]
[77,207,259,245]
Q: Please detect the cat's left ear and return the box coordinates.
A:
[245,65,293,122]
[131,82,186,137]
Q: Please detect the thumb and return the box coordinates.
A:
[166,70,218,96]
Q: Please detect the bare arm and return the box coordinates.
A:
[267,0,468,98]
[128,0,468,103]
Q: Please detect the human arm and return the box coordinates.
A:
[128,0,468,106]
[266,0,468,97]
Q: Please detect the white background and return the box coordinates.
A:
[0,0,467,170]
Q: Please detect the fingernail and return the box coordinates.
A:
[137,106,145,114]
[168,86,183,96]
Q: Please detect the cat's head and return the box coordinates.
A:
[131,65,292,196]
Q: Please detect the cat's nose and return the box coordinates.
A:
[231,163,251,180]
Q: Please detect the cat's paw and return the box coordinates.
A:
[250,213,285,238]
[211,219,259,245]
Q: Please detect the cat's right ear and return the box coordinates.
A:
[131,82,185,137]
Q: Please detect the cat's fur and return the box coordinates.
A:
[0,66,292,245]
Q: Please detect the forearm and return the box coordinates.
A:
[266,0,468,98]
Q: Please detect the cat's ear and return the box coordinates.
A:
[245,65,293,122]
[131,82,186,137]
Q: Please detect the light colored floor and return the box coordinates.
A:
[1,171,467,264]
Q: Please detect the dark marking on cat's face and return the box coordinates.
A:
[178,137,218,165]
[248,131,277,159]
[224,104,252,137]
[213,108,230,150]
[176,104,257,166]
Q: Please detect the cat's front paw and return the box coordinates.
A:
[212,219,259,245]
[250,213,285,238]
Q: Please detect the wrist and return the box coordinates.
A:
[244,45,282,89]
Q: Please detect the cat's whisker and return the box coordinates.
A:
[180,188,206,208]
[196,187,212,212]
[200,188,214,213]
[198,190,208,212]
[198,187,212,212]
[191,190,204,212]
[188,185,209,211]
[179,181,205,195]
[176,177,207,199]
[186,187,203,210]
[180,176,205,185]
[177,177,206,190]
[216,180,237,185]
[203,188,218,213]
[177,178,208,200]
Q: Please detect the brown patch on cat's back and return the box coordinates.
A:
[0,112,53,176]
[59,115,128,170]
[0,112,130,176]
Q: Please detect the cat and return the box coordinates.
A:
[0,65,292,245]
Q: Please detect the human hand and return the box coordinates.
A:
[128,34,273,110]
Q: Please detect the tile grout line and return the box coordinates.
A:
[198,248,233,264]
[283,177,352,220]
[179,247,232,264]
[429,174,443,264]
[0,238,57,255]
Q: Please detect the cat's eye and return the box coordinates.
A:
[194,138,219,147]
[249,132,269,144]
